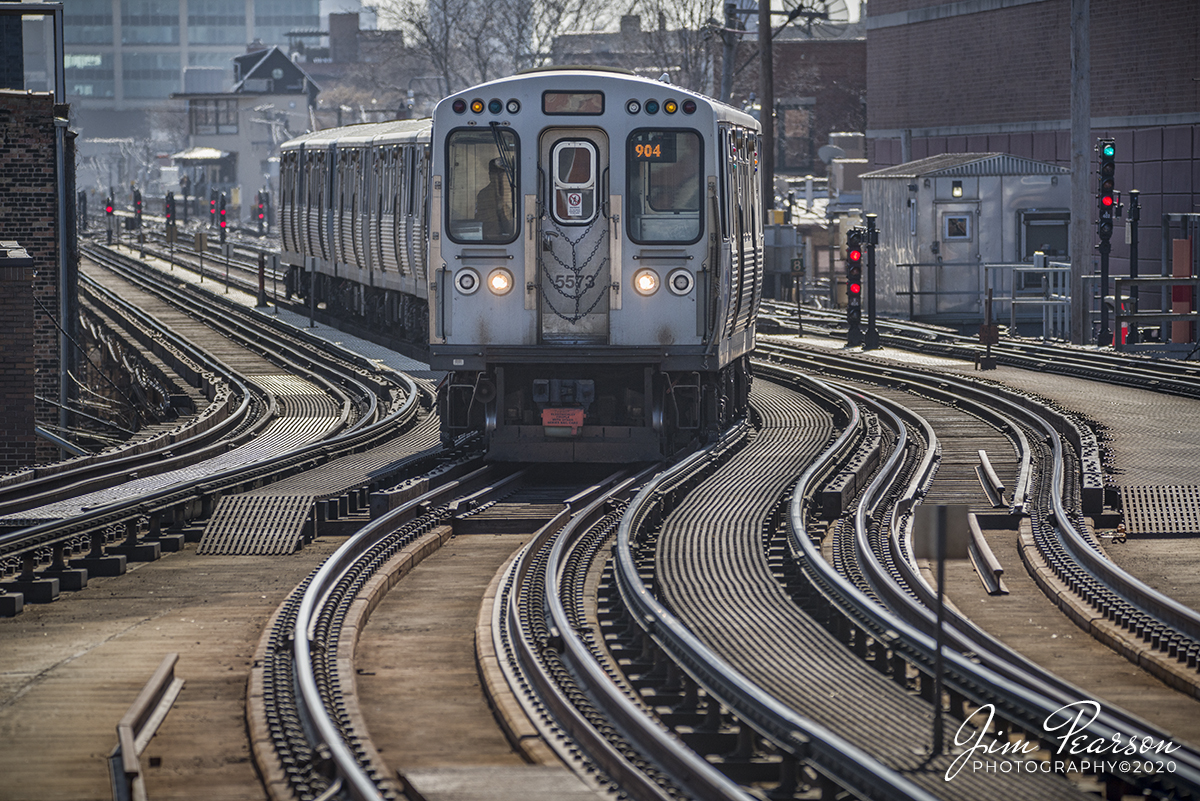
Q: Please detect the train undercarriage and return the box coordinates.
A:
[437,355,752,462]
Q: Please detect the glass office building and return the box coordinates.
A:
[63,0,319,135]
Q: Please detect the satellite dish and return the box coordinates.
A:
[818,144,845,164]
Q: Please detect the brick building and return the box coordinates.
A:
[0,90,77,466]
[865,0,1200,279]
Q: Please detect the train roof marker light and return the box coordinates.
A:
[470,99,485,113]
[506,99,520,114]
[681,99,697,114]
[645,99,659,115]
[663,99,678,114]
[626,99,641,114]
[452,98,467,114]
[488,99,503,114]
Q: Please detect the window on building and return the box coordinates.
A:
[1019,209,1070,261]
[123,52,180,97]
[190,99,238,134]
[188,0,247,44]
[64,0,113,44]
[942,213,971,241]
[121,0,179,44]
[65,52,114,97]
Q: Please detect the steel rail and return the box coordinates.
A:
[612,399,944,801]
[852,383,1200,792]
[0,277,260,514]
[760,301,1200,400]
[86,245,378,432]
[0,349,426,563]
[760,348,1200,795]
[531,466,753,801]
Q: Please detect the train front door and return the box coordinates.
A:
[538,130,610,344]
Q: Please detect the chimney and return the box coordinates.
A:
[329,13,360,63]
[620,15,641,37]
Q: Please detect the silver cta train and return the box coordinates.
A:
[278,68,763,462]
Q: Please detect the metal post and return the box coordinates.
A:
[720,3,737,104]
[932,505,946,755]
[864,214,879,350]
[224,244,230,293]
[309,265,317,328]
[759,0,774,209]
[258,252,267,307]
[1098,237,1111,346]
[1068,0,1090,344]
[1127,189,1140,344]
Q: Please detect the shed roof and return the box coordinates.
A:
[862,152,1069,179]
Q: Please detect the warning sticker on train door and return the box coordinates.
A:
[567,192,583,217]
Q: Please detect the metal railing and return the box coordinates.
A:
[109,654,184,801]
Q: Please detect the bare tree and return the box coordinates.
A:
[377,0,614,90]
[633,0,721,94]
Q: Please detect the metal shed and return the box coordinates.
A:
[862,153,1071,323]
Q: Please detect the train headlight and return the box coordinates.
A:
[455,268,481,295]
[487,268,514,295]
[666,268,694,296]
[633,268,660,296]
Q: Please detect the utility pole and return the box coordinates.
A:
[1069,0,1090,344]
[720,3,738,103]
[759,0,774,208]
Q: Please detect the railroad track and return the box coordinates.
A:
[756,339,1200,797]
[252,462,644,801]
[0,242,438,613]
[759,300,1200,400]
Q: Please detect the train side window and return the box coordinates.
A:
[446,128,519,244]
[718,129,730,239]
[627,129,702,244]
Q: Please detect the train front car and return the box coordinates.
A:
[430,69,763,462]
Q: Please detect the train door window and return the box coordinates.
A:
[627,129,702,244]
[550,140,597,225]
[446,128,519,243]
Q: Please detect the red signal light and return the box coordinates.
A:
[1101,195,1114,207]
[849,282,862,295]
[848,249,862,262]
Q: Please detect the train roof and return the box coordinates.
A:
[280,118,432,151]
[436,68,759,131]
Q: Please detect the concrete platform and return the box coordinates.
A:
[404,766,604,801]
[0,541,337,801]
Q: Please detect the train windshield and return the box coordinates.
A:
[626,130,702,244]
[446,127,519,243]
